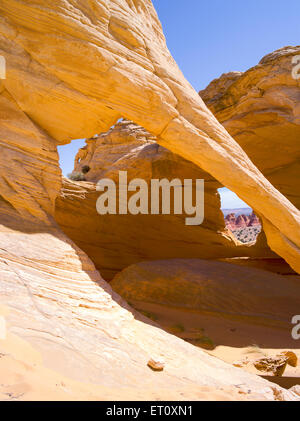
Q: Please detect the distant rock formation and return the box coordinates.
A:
[225,212,261,231]
[224,212,261,243]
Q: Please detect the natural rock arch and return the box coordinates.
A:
[0,0,300,400]
[0,0,299,273]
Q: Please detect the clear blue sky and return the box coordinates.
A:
[58,0,299,208]
[218,187,249,210]
[153,0,300,91]
[59,139,86,176]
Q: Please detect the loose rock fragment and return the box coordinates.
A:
[279,351,298,368]
[254,357,288,377]
[147,357,165,372]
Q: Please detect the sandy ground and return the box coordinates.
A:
[0,332,265,401]
[130,301,300,388]
[110,259,300,391]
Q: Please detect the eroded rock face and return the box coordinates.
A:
[200,47,300,270]
[56,119,259,280]
[0,2,300,273]
[200,46,300,211]
[233,351,299,379]
[111,258,300,348]
[0,0,299,400]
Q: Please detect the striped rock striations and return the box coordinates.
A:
[0,0,299,400]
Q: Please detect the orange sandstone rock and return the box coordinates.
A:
[56,120,256,280]
[0,0,299,400]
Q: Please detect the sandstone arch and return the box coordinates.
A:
[0,0,299,400]
[0,0,299,273]
[56,119,274,281]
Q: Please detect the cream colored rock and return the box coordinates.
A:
[290,385,300,397]
[56,120,264,280]
[0,0,299,400]
[200,47,300,266]
[0,88,60,224]
[111,259,300,349]
[1,217,291,400]
[200,46,300,209]
[0,1,299,273]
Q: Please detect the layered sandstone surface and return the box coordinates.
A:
[111,259,300,349]
[0,0,299,400]
[200,46,300,211]
[56,120,262,280]
[0,1,300,272]
[2,214,293,401]
[111,259,300,386]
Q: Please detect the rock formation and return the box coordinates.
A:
[249,212,261,227]
[233,350,298,380]
[200,46,300,267]
[235,215,250,229]
[0,0,299,400]
[111,258,300,349]
[56,119,261,280]
[225,213,237,230]
[111,258,300,388]
[224,212,261,244]
[200,46,300,215]
[225,212,261,230]
[0,2,299,272]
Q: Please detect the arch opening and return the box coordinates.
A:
[54,119,271,283]
[219,187,262,244]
